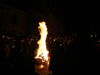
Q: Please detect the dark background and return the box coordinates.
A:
[1,0,100,35]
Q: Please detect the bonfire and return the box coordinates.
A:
[35,21,50,68]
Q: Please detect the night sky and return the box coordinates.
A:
[1,0,100,35]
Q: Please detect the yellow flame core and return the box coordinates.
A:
[35,21,49,62]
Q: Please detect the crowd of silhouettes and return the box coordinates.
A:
[0,29,100,75]
[49,31,100,75]
[0,30,39,75]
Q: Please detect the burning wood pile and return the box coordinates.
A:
[35,55,49,68]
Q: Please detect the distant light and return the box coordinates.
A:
[31,39,34,41]
[58,37,59,38]
[53,39,55,41]
[29,41,30,43]
[21,40,23,43]
[99,40,100,42]
[91,35,93,37]
[2,36,4,38]
[14,40,15,41]
[68,42,70,44]
[23,40,24,42]
[95,35,97,37]
[12,46,14,48]
[60,44,62,46]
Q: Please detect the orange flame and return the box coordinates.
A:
[35,21,49,63]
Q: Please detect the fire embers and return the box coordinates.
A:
[35,53,49,69]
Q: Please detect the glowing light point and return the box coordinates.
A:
[40,65,43,68]
[91,35,93,37]
[68,42,70,44]
[95,35,97,37]
[53,39,55,41]
[2,36,4,38]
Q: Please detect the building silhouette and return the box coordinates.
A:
[0,1,46,38]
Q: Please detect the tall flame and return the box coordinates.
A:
[35,21,49,62]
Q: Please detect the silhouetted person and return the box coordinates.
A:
[28,41,36,56]
[57,25,100,74]
[76,28,99,74]
[9,44,37,75]
[49,40,63,75]
[0,41,14,75]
